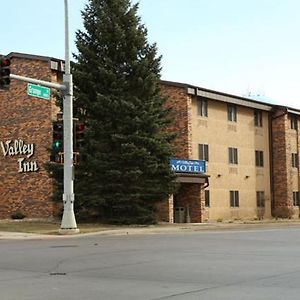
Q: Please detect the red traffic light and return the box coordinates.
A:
[0,57,11,89]
[76,123,85,131]
[0,58,10,67]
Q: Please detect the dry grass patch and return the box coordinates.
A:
[0,220,118,235]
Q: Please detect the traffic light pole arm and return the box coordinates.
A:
[10,74,67,91]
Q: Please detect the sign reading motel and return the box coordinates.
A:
[170,159,206,173]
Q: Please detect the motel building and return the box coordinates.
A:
[0,52,300,223]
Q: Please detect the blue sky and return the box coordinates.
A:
[2,0,300,108]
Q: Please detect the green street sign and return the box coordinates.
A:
[27,83,50,100]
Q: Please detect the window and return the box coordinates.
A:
[199,144,209,162]
[230,191,239,207]
[228,104,237,122]
[254,110,263,127]
[293,192,299,206]
[229,147,238,164]
[205,190,210,207]
[197,98,208,117]
[292,153,298,168]
[255,150,264,167]
[256,191,265,208]
[291,115,298,130]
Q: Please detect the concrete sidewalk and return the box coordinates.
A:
[0,231,49,240]
[2,220,300,240]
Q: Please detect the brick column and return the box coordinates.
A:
[271,110,293,216]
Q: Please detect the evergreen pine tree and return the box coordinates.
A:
[72,0,177,224]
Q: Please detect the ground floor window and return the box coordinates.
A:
[256,191,265,207]
[230,190,239,207]
[293,192,299,206]
[205,190,210,207]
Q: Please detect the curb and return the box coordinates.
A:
[2,221,300,240]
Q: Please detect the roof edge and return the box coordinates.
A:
[161,80,274,110]
[7,52,64,63]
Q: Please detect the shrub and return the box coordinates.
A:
[11,211,26,220]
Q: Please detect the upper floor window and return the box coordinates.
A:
[230,191,239,207]
[256,191,265,208]
[254,110,263,127]
[197,98,208,117]
[199,144,209,162]
[291,115,298,130]
[229,147,238,164]
[228,104,237,122]
[255,150,264,167]
[292,153,298,168]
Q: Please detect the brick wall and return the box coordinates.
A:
[161,83,192,159]
[0,55,59,218]
[271,110,293,209]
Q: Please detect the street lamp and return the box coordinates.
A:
[59,0,79,234]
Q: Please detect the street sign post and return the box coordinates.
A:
[27,83,50,100]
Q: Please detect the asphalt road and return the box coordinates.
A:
[1,227,300,300]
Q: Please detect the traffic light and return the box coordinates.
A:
[74,122,85,151]
[52,121,63,152]
[0,57,11,89]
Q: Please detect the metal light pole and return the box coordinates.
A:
[59,0,79,234]
[9,1,79,233]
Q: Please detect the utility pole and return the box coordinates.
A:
[10,0,79,234]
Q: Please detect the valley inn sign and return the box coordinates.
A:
[0,139,39,173]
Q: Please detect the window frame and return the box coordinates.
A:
[205,190,210,208]
[199,144,209,162]
[228,104,237,122]
[292,153,298,168]
[255,150,264,167]
[230,190,239,207]
[254,110,263,127]
[293,192,299,206]
[229,147,238,164]
[197,98,208,117]
[291,115,298,130]
[256,191,265,208]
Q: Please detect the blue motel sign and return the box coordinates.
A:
[170,159,206,174]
